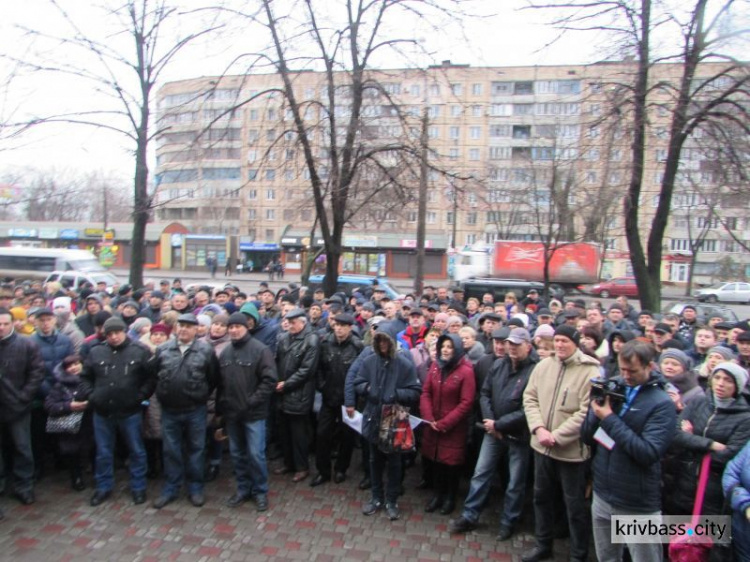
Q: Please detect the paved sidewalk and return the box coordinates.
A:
[0,454,574,561]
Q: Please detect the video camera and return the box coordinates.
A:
[590,377,626,408]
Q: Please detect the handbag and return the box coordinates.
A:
[669,453,714,562]
[377,404,415,454]
[45,411,84,434]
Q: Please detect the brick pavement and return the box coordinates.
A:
[0,455,574,561]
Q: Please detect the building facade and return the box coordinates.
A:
[154,61,749,283]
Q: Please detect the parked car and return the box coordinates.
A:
[307,274,401,299]
[459,278,564,303]
[585,277,638,298]
[694,282,750,304]
[663,302,739,324]
[44,270,120,293]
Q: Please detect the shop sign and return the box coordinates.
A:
[400,239,433,249]
[59,229,79,240]
[83,228,115,239]
[8,228,38,238]
[343,235,377,248]
[38,228,58,239]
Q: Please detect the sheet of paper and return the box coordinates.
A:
[341,406,363,435]
[593,426,615,450]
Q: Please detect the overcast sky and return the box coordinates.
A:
[0,0,743,186]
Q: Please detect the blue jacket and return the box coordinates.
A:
[250,317,280,354]
[344,332,421,444]
[724,440,750,516]
[581,373,676,513]
[33,330,75,398]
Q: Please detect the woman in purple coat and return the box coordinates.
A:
[420,333,476,515]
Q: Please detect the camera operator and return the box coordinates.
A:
[581,340,676,562]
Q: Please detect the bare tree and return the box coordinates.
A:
[8,0,220,287]
[530,0,750,310]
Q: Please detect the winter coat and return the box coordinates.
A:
[420,334,476,466]
[276,323,320,415]
[154,338,220,413]
[396,325,428,350]
[32,330,76,398]
[523,348,599,462]
[665,390,750,516]
[75,313,96,338]
[250,316,280,354]
[217,333,277,422]
[345,332,421,444]
[602,330,636,380]
[723,441,750,561]
[0,331,45,423]
[44,364,93,456]
[79,338,156,418]
[581,373,676,513]
[480,350,539,440]
[138,306,162,324]
[58,316,85,354]
[317,332,364,408]
[201,332,231,358]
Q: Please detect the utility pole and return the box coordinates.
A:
[414,105,429,295]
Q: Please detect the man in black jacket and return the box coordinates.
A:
[450,328,539,541]
[79,317,157,507]
[310,313,364,487]
[218,312,277,512]
[581,340,676,562]
[152,313,220,509]
[0,308,45,506]
[274,308,320,483]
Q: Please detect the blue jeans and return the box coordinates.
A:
[0,412,34,493]
[161,406,207,496]
[461,434,530,528]
[93,412,147,493]
[369,444,402,505]
[226,418,268,499]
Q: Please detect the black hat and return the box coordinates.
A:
[333,313,355,326]
[537,308,552,317]
[573,299,587,308]
[737,331,750,342]
[93,310,112,327]
[608,303,624,312]
[554,325,580,345]
[32,307,54,317]
[118,284,133,296]
[361,302,375,312]
[150,290,165,300]
[284,308,307,321]
[102,317,127,335]
[507,317,525,328]
[227,312,249,327]
[427,303,440,312]
[563,309,580,319]
[492,327,511,340]
[714,322,735,331]
[654,323,672,334]
[682,304,697,312]
[409,309,424,317]
[481,312,503,323]
[734,321,750,332]
[177,313,199,325]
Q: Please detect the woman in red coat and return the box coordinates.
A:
[420,333,476,515]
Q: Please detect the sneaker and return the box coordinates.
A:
[385,503,400,521]
[362,499,383,516]
[448,516,477,534]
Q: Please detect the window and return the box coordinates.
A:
[670,239,690,252]
[469,126,481,140]
[586,171,598,184]
[513,104,534,115]
[725,217,738,230]
[604,238,617,250]
[697,216,719,229]
[426,212,437,224]
[588,125,600,139]
[590,82,603,94]
[585,149,600,161]
[249,109,259,121]
[610,149,622,161]
[512,125,531,139]
[266,189,275,200]
[491,82,512,95]
[472,105,482,117]
[449,148,459,159]
[472,83,483,95]
[589,103,601,116]
[466,212,477,225]
[267,109,276,120]
[490,124,510,137]
[449,126,460,139]
[451,105,462,117]
[406,211,417,223]
[466,234,477,245]
[428,126,439,139]
[655,149,668,162]
[447,211,454,224]
[609,171,621,184]
[266,209,275,220]
[158,169,198,183]
[427,105,440,118]
[450,83,463,95]
[469,148,480,160]
[429,84,440,96]
[283,209,295,221]
[411,84,421,97]
[266,129,276,141]
[265,169,276,181]
[248,209,257,220]
[514,81,533,95]
[490,104,512,116]
[203,168,241,180]
[247,189,257,200]
[285,149,296,161]
[265,229,274,241]
[284,169,295,181]
[700,240,717,252]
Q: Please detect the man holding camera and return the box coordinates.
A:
[581,340,676,561]
[522,325,599,562]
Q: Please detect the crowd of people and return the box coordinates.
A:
[1,276,750,561]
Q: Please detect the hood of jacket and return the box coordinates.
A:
[436,332,465,372]
[373,331,396,359]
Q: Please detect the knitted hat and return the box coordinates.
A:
[150,323,172,336]
[659,348,693,372]
[239,302,260,325]
[102,317,127,335]
[212,314,229,326]
[712,362,749,396]
[707,346,736,362]
[227,312,249,327]
[554,325,580,346]
[196,314,212,329]
[61,355,82,370]
[534,324,555,339]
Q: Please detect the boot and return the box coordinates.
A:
[71,467,85,492]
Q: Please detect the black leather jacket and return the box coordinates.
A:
[217,333,277,422]
[0,331,45,423]
[317,332,364,407]
[154,338,219,413]
[276,324,320,415]
[79,338,156,418]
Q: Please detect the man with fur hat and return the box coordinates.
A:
[521,325,599,562]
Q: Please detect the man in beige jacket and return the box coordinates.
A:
[521,325,598,562]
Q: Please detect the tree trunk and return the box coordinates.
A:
[129,132,149,289]
[414,107,429,295]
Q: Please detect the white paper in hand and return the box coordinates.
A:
[409,415,424,430]
[341,406,363,435]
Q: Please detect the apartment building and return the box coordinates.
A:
[154,61,749,282]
